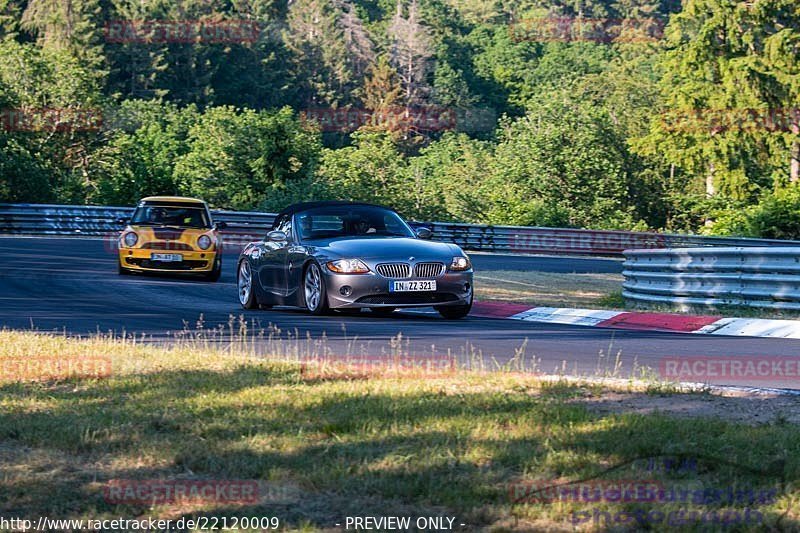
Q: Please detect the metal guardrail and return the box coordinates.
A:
[1,203,799,256]
[0,204,275,247]
[623,247,800,310]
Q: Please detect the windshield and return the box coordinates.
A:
[296,205,415,240]
[131,205,210,228]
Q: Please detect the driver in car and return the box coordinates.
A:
[150,207,168,224]
[352,218,375,234]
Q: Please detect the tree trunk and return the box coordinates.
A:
[705,163,715,228]
[706,163,716,196]
[791,121,799,183]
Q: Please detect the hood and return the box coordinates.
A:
[125,225,216,250]
[316,237,459,260]
[127,225,211,238]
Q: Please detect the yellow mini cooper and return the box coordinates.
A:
[117,196,226,281]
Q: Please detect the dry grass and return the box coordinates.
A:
[0,329,798,531]
[474,271,624,308]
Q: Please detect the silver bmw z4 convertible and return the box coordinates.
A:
[236,201,474,318]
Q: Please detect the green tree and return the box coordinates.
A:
[175,106,321,210]
[494,100,641,228]
[407,132,494,222]
[639,0,800,205]
[315,130,408,209]
[89,100,198,205]
[0,136,54,202]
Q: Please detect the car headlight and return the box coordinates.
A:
[449,256,471,271]
[327,259,370,274]
[198,235,212,250]
[122,232,138,248]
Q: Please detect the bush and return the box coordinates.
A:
[175,106,321,211]
[707,185,800,240]
[748,185,800,239]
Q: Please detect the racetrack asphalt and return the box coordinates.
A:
[1,236,798,390]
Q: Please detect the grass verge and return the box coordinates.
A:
[0,329,798,531]
[474,271,625,308]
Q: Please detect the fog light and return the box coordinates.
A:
[340,285,352,296]
[464,283,471,292]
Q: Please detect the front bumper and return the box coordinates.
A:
[119,248,218,273]
[324,270,473,309]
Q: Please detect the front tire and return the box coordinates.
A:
[304,262,330,315]
[118,260,131,276]
[238,260,258,309]
[436,297,472,319]
[205,257,222,282]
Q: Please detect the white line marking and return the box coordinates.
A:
[510,307,624,326]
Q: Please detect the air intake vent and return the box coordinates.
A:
[376,263,411,278]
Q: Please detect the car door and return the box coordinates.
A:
[257,216,290,296]
[273,216,295,297]
[284,216,309,302]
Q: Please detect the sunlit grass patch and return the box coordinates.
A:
[0,329,797,531]
[474,271,625,308]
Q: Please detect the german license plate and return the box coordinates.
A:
[390,280,436,292]
[151,253,183,262]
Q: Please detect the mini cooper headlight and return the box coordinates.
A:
[327,259,370,274]
[197,235,213,250]
[123,231,138,248]
[449,256,471,271]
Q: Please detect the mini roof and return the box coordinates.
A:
[140,196,206,205]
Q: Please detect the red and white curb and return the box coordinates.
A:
[471,302,800,339]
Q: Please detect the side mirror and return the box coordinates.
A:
[267,230,288,242]
[415,227,433,239]
[115,217,129,225]
[215,221,228,230]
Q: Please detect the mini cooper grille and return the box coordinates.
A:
[413,262,445,278]
[376,263,411,278]
[141,242,193,251]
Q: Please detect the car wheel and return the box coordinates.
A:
[370,307,396,317]
[436,297,472,319]
[205,257,222,282]
[304,262,329,315]
[118,260,131,276]
[238,260,258,309]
